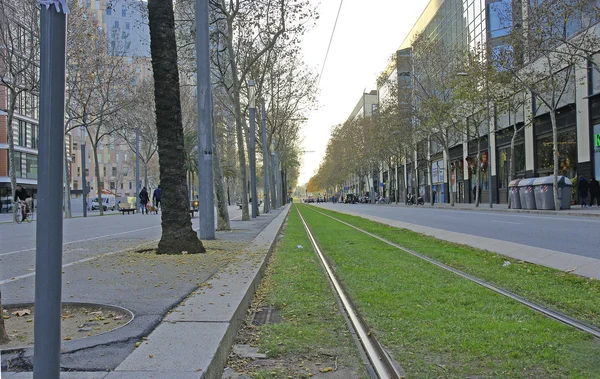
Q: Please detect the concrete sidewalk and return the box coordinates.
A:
[371,199,600,218]
[1,205,290,379]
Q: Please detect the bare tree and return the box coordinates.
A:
[65,1,137,216]
[209,0,314,220]
[0,0,39,222]
[495,0,600,210]
[116,78,159,190]
[411,33,464,206]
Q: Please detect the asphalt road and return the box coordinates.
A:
[316,203,600,260]
[0,205,275,371]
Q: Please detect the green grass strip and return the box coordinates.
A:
[253,207,367,378]
[298,204,600,378]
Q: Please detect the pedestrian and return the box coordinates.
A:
[590,177,600,207]
[139,187,149,214]
[153,185,161,209]
[578,176,589,207]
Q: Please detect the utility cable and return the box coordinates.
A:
[317,0,344,89]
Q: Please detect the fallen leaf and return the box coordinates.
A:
[320,367,333,373]
[12,309,31,317]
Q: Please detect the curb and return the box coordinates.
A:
[107,205,291,379]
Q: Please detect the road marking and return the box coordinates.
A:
[0,225,160,257]
[0,226,202,284]
[491,220,523,225]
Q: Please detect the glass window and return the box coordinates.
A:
[26,154,37,179]
[106,7,111,15]
[125,22,130,30]
[536,130,577,178]
[114,21,119,28]
[122,7,126,17]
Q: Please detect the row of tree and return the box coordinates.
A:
[310,0,600,211]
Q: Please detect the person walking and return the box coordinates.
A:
[153,185,161,209]
[578,176,590,207]
[590,177,600,207]
[139,187,149,214]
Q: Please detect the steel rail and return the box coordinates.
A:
[296,207,404,379]
[309,206,600,340]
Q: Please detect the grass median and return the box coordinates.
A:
[228,208,366,378]
[298,204,600,378]
[307,205,600,330]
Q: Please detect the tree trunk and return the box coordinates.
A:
[7,91,18,222]
[427,156,434,206]
[508,127,517,209]
[144,163,149,190]
[64,144,72,218]
[446,146,454,206]
[0,290,9,344]
[225,17,250,221]
[148,0,204,254]
[550,110,560,210]
[92,141,104,216]
[212,111,230,231]
[270,153,276,208]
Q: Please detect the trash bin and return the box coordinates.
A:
[518,178,537,209]
[508,179,522,209]
[533,176,573,210]
[533,177,551,210]
[559,176,573,210]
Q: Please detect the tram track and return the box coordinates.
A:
[304,205,600,341]
[296,206,405,379]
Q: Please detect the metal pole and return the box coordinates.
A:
[249,86,258,218]
[487,83,493,208]
[196,0,215,239]
[135,127,140,212]
[261,100,270,213]
[81,130,87,217]
[34,5,67,378]
[275,151,281,208]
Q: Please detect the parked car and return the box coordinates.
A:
[91,194,116,211]
[344,194,358,204]
[1,197,14,213]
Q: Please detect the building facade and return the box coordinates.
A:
[372,0,598,206]
[0,0,40,210]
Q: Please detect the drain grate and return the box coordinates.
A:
[251,307,282,326]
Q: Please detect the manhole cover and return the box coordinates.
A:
[251,307,282,326]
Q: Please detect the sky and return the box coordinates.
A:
[297,0,430,185]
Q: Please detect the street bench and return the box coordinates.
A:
[118,203,136,215]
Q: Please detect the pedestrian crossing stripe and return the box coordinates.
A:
[596,134,600,147]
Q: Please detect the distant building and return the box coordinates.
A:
[0,1,40,208]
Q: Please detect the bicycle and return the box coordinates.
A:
[15,200,34,223]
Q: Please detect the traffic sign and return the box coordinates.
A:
[596,133,600,147]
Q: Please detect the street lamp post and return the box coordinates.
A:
[261,99,270,213]
[35,4,67,377]
[80,125,87,217]
[248,80,258,218]
[196,0,216,238]
[135,127,140,212]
